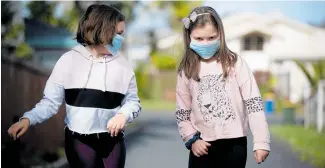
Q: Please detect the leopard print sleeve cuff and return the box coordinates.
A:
[244,97,264,114]
[176,109,191,124]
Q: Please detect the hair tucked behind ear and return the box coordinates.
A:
[178,6,237,82]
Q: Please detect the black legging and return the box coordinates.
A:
[189,136,247,168]
[64,128,126,168]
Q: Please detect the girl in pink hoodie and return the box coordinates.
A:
[176,6,270,168]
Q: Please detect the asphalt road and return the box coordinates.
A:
[124,111,315,168]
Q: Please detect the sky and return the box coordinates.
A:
[21,1,325,32]
[204,1,325,25]
[128,1,325,35]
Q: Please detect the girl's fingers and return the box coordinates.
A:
[193,151,200,157]
[114,124,121,136]
[11,125,20,140]
[109,121,115,136]
[204,141,211,146]
[17,127,27,138]
[199,143,209,153]
[257,155,263,163]
[200,148,208,155]
[110,128,115,137]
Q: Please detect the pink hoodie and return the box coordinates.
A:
[176,56,270,151]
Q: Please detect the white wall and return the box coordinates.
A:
[267,23,311,102]
[225,17,313,102]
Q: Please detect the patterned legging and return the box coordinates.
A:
[64,128,126,168]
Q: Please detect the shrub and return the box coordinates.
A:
[151,52,177,71]
[134,62,152,99]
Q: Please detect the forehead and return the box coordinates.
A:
[190,23,218,37]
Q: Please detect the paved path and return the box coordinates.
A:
[124,111,314,168]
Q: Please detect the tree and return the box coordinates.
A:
[27,1,59,27]
[60,1,138,33]
[295,60,325,97]
[1,1,33,59]
[153,1,203,31]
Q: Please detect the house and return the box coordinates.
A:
[24,18,78,69]
[156,12,325,103]
[223,12,325,103]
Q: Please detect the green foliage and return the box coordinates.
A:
[60,1,137,33]
[274,96,284,113]
[1,2,33,59]
[134,62,153,99]
[4,24,24,41]
[60,6,82,33]
[141,99,176,111]
[27,1,59,27]
[270,125,325,168]
[294,60,325,97]
[153,1,203,31]
[151,52,177,70]
[108,1,137,22]
[15,43,34,59]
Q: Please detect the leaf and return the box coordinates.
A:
[15,42,34,58]
[4,24,24,41]
[294,60,316,87]
[294,60,325,97]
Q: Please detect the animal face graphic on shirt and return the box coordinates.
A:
[197,74,236,126]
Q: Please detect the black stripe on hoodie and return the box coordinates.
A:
[65,88,125,109]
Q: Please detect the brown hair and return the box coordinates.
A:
[178,6,237,81]
[76,4,125,46]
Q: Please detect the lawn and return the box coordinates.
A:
[141,99,176,112]
[270,125,325,168]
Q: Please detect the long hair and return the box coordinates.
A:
[178,6,237,81]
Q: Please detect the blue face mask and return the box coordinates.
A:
[189,39,220,59]
[104,34,124,56]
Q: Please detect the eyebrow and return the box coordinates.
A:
[193,34,218,38]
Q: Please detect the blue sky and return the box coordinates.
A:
[128,1,325,34]
[204,1,325,25]
[22,1,325,30]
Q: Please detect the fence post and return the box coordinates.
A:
[317,80,325,133]
[303,86,310,129]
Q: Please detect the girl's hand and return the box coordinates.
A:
[107,113,127,137]
[254,149,269,164]
[191,139,211,157]
[8,118,30,140]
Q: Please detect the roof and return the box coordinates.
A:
[268,30,325,61]
[24,18,78,49]
[222,12,325,61]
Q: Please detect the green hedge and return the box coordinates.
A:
[134,62,152,99]
[151,52,177,71]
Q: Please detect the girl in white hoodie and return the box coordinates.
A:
[8,4,141,168]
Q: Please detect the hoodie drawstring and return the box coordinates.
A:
[83,56,94,88]
[83,55,108,92]
[103,56,107,92]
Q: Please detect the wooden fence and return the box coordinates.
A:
[1,57,66,159]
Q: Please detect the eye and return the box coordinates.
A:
[195,37,203,41]
[209,36,217,40]
[117,30,124,35]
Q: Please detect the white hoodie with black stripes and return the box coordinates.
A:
[22,44,141,134]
